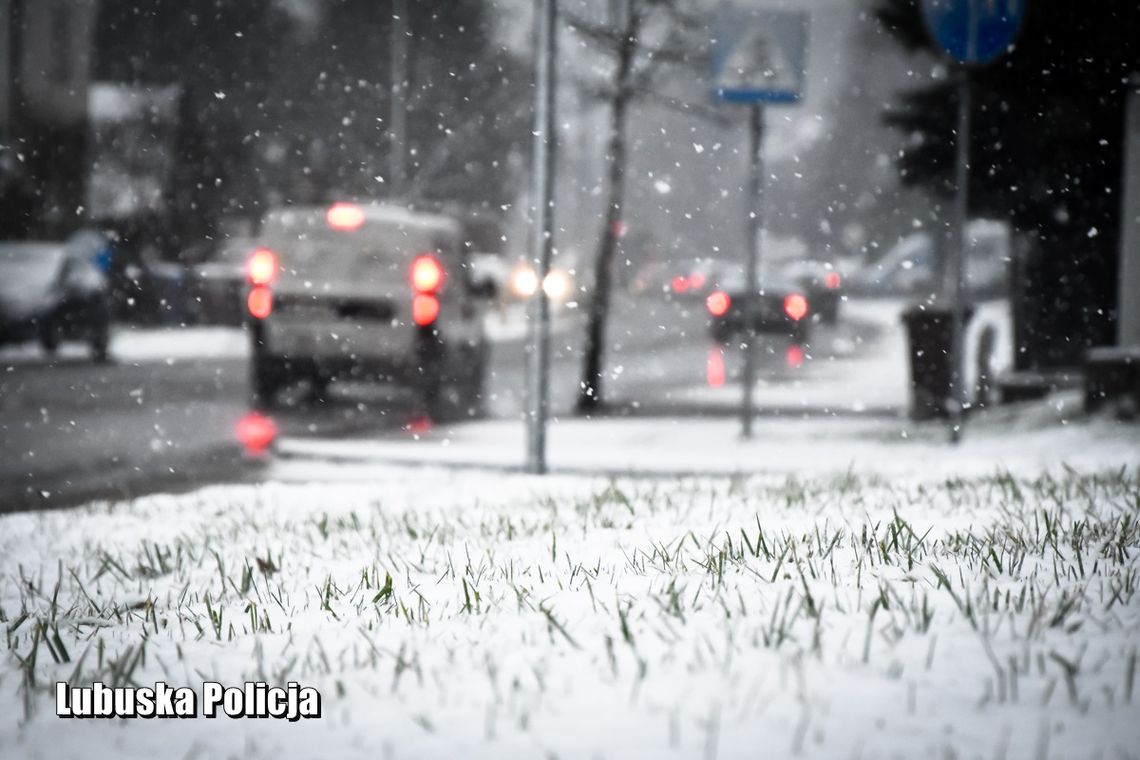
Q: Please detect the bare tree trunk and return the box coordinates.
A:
[577,2,640,413]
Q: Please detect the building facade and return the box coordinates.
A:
[1,0,98,238]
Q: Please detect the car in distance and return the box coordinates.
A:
[704,275,813,345]
[665,258,718,301]
[0,241,112,361]
[629,257,717,301]
[506,258,575,305]
[777,259,844,324]
[245,203,491,415]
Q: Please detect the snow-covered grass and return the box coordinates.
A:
[2,463,1138,758]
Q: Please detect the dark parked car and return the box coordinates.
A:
[0,241,113,361]
[664,257,717,301]
[704,275,813,344]
[777,259,845,324]
[187,237,255,326]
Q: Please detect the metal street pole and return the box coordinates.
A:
[917,0,1022,440]
[948,71,972,444]
[1119,73,1140,348]
[526,0,558,474]
[741,104,764,439]
[389,0,408,199]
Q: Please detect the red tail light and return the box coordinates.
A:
[784,293,808,321]
[327,202,365,231]
[247,247,278,285]
[706,346,726,387]
[706,290,731,317]
[412,293,440,326]
[824,271,841,290]
[786,344,805,368]
[237,411,277,455]
[411,254,445,294]
[248,285,272,319]
[671,275,690,294]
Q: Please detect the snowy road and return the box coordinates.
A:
[0,354,252,511]
[1,296,893,512]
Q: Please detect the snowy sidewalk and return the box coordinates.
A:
[482,301,582,343]
[273,397,1139,481]
[0,325,250,364]
[659,298,1017,415]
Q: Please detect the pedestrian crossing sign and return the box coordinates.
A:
[712,8,808,104]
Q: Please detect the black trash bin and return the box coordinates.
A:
[901,305,975,420]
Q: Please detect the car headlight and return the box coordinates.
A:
[542,270,572,301]
[510,266,539,298]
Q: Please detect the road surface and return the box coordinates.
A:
[0,295,881,512]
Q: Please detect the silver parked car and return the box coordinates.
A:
[246,203,492,415]
[0,241,112,362]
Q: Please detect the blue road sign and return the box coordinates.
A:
[922,0,1026,65]
[712,9,808,104]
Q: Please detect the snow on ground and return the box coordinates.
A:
[1,296,1136,759]
[0,299,551,367]
[274,394,1136,479]
[275,295,1040,478]
[0,326,250,365]
[1,417,1138,759]
[110,326,250,362]
[482,301,581,343]
[678,298,1014,414]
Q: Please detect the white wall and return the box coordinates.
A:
[1119,76,1140,347]
[0,0,10,135]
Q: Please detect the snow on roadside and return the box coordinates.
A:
[0,326,250,365]
[482,301,581,343]
[110,326,249,362]
[0,304,562,366]
[0,301,562,366]
[274,411,1139,480]
[1,452,1138,759]
[681,298,1014,415]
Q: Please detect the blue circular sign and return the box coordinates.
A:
[922,0,1026,64]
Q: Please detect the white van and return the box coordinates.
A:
[245,202,490,414]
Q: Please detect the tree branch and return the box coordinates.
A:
[563,11,625,51]
[635,90,736,128]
